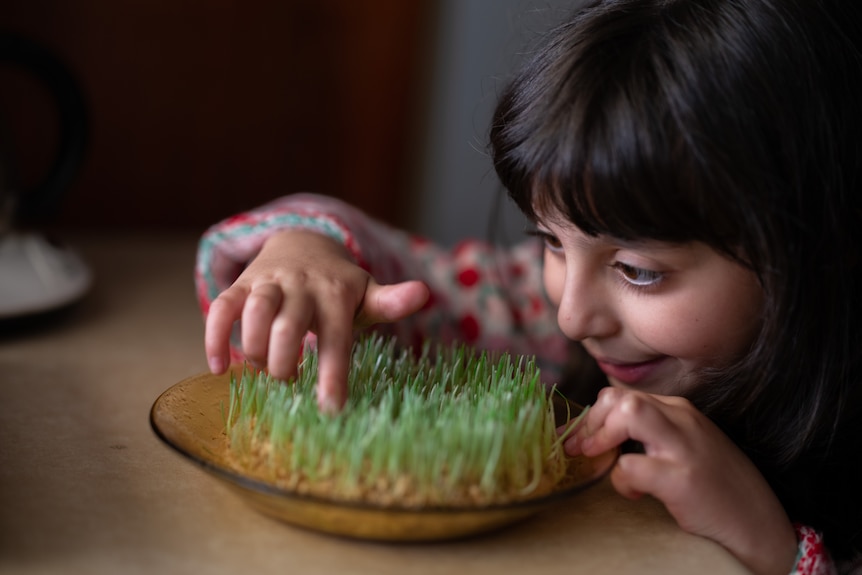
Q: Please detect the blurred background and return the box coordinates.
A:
[0,0,578,246]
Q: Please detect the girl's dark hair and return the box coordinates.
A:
[490,0,862,559]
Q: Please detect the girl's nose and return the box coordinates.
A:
[555,274,618,342]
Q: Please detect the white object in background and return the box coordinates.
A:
[0,232,92,319]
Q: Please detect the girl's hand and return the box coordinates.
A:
[565,387,798,575]
[204,230,429,412]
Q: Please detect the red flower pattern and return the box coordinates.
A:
[459,314,480,343]
[457,268,480,287]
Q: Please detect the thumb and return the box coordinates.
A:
[609,455,650,500]
[355,280,429,328]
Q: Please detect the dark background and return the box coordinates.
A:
[0,0,434,232]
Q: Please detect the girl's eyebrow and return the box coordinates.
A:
[531,215,689,254]
[530,218,604,251]
[530,209,568,231]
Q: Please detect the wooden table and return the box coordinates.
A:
[0,233,750,575]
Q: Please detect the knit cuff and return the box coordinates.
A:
[790,524,836,575]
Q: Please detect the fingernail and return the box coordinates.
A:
[319,394,341,415]
[208,356,224,373]
[564,435,582,456]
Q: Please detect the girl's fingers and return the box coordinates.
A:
[299,279,429,412]
[314,310,356,413]
[204,286,249,373]
[240,283,284,367]
[266,294,315,381]
[568,388,687,458]
[356,280,429,328]
[208,252,426,413]
[610,452,669,500]
[564,386,627,454]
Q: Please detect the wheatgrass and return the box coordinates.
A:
[223,335,586,507]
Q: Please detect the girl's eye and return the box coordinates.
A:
[528,230,563,252]
[613,262,663,287]
[543,234,563,252]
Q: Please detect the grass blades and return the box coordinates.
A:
[224,335,584,507]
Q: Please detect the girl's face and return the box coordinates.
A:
[536,211,764,395]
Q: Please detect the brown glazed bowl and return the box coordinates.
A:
[150,368,618,542]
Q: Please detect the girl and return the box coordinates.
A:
[196,1,862,574]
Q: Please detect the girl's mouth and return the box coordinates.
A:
[594,357,667,386]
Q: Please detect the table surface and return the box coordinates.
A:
[0,232,750,575]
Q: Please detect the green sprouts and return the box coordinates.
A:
[223,335,586,507]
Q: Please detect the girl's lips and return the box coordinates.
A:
[595,357,667,386]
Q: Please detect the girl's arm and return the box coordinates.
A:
[195,193,569,406]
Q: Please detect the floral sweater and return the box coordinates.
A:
[195,193,842,575]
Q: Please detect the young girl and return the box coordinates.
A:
[195,1,862,574]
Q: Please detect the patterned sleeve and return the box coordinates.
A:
[789,524,838,575]
[194,193,570,382]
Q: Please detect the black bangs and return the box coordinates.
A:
[490,0,768,258]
